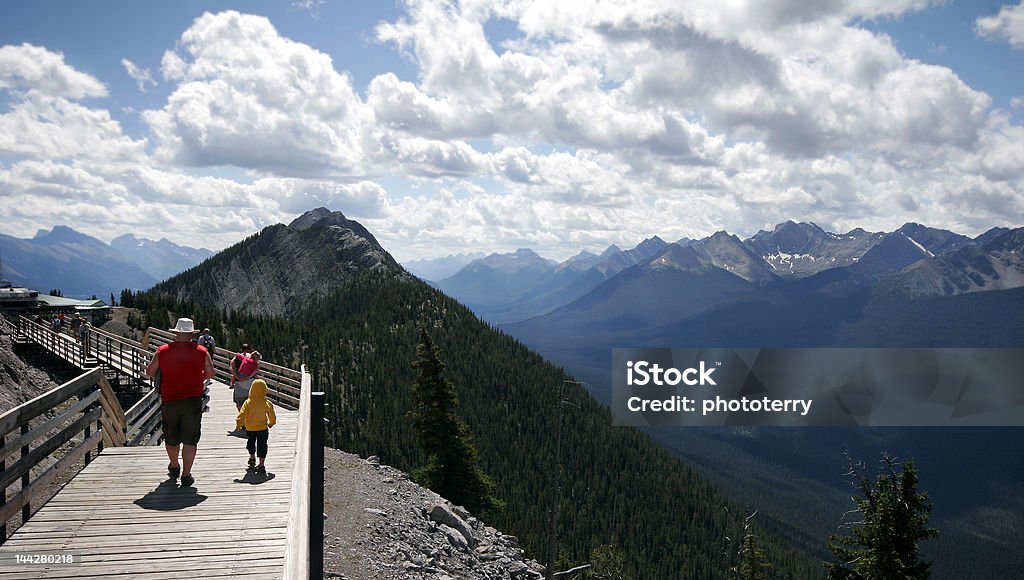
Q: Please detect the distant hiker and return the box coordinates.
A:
[57,311,65,331]
[146,318,215,488]
[231,378,276,475]
[231,350,261,412]
[70,314,82,337]
[50,313,60,332]
[197,328,216,353]
[79,318,91,353]
[197,329,217,385]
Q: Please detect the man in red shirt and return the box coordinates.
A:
[146,318,215,487]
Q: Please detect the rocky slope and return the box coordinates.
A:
[324,449,544,580]
[149,207,403,317]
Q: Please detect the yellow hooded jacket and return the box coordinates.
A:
[236,379,277,431]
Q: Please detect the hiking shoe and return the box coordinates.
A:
[256,465,266,475]
[168,464,180,479]
[180,473,194,487]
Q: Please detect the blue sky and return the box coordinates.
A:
[1,0,1022,261]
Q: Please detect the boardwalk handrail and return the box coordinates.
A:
[145,327,302,410]
[0,367,126,542]
[89,325,151,380]
[17,315,89,368]
[283,364,323,579]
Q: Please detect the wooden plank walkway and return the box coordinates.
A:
[0,377,298,579]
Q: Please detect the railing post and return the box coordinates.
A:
[1,435,6,542]
[84,424,91,465]
[20,424,29,524]
[309,391,325,580]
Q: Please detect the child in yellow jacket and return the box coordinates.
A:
[231,379,276,474]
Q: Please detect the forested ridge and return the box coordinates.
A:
[136,263,823,578]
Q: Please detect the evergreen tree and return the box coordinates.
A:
[825,453,938,579]
[109,292,116,307]
[736,531,771,580]
[727,510,771,580]
[588,544,628,580]
[408,324,503,516]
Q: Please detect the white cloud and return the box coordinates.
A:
[255,178,388,216]
[290,0,326,20]
[144,11,373,177]
[121,58,157,93]
[976,1,1024,48]
[0,43,107,98]
[0,92,145,161]
[2,4,1024,262]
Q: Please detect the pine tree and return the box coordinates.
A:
[408,324,503,516]
[825,453,938,579]
[588,544,629,579]
[726,510,771,580]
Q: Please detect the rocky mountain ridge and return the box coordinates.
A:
[148,208,403,317]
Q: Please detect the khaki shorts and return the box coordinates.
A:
[162,396,203,446]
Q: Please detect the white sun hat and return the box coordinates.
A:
[170,318,196,333]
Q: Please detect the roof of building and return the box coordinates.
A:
[36,294,109,309]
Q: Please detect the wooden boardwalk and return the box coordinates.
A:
[0,377,298,579]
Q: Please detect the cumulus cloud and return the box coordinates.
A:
[257,178,388,216]
[144,11,373,177]
[0,92,145,161]
[0,43,107,98]
[976,1,1024,48]
[121,58,157,93]
[3,4,1024,261]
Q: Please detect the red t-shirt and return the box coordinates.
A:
[157,342,208,401]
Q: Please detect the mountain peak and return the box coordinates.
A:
[33,225,99,246]
[289,207,347,231]
[111,233,139,244]
[600,244,622,258]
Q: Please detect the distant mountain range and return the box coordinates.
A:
[436,221,1022,327]
[110,234,213,281]
[402,252,486,282]
[0,227,212,299]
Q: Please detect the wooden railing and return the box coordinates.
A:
[17,316,89,368]
[284,365,323,579]
[124,388,163,446]
[0,368,126,542]
[89,325,150,380]
[144,328,302,410]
